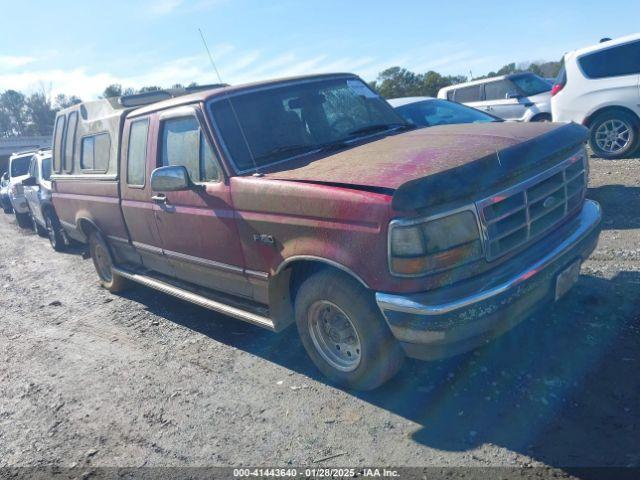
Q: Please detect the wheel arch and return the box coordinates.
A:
[583,105,640,127]
[267,256,371,332]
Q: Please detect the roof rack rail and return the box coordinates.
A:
[11,149,39,157]
[118,83,229,108]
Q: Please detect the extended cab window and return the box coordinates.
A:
[81,133,111,172]
[127,119,149,186]
[160,116,220,182]
[579,41,640,78]
[64,111,78,172]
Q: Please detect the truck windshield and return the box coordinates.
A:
[511,74,551,97]
[208,77,407,172]
[10,156,30,177]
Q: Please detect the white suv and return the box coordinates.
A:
[437,73,552,122]
[551,33,640,159]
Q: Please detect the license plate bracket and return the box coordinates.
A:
[555,259,582,301]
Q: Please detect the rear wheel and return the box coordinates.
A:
[88,231,129,293]
[295,269,404,390]
[15,211,32,229]
[589,110,639,159]
[32,214,47,237]
[44,210,66,251]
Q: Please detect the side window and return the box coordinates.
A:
[579,41,640,78]
[81,137,95,170]
[161,116,220,183]
[53,115,65,173]
[64,111,78,172]
[454,85,482,103]
[80,133,111,172]
[29,158,37,178]
[446,90,454,101]
[127,119,149,186]
[42,158,52,181]
[484,80,512,101]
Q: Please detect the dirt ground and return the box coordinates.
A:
[0,153,638,477]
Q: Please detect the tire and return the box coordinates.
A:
[531,113,551,122]
[295,269,404,390]
[15,211,33,229]
[32,215,48,237]
[88,231,130,293]
[44,210,66,252]
[589,110,639,159]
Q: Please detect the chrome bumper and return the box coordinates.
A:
[375,200,602,358]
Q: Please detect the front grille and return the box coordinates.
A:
[476,151,587,261]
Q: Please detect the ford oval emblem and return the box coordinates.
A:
[543,196,557,209]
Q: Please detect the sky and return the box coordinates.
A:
[0,0,639,100]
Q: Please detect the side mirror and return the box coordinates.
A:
[150,165,194,192]
[506,92,523,100]
[21,176,37,187]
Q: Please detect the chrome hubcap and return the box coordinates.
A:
[308,300,361,372]
[595,119,631,153]
[94,243,113,282]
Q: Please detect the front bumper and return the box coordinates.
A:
[375,200,602,360]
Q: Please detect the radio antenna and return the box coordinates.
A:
[198,28,260,175]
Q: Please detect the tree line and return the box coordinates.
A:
[0,60,561,138]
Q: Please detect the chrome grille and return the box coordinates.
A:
[476,151,587,261]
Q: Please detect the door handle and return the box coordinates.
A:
[151,194,167,204]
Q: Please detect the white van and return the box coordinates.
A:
[437,73,552,122]
[551,33,640,159]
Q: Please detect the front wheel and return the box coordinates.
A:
[33,215,48,237]
[44,211,66,251]
[295,270,404,390]
[589,111,639,159]
[15,211,32,229]
[88,231,130,293]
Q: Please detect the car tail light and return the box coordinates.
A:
[551,83,564,97]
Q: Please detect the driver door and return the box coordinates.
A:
[150,106,252,298]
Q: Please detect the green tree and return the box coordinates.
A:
[54,93,82,110]
[25,91,56,135]
[0,90,28,136]
[373,67,424,98]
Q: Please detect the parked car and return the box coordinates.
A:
[51,74,601,389]
[0,172,12,213]
[388,96,499,127]
[22,149,67,250]
[437,72,552,122]
[551,33,640,159]
[7,151,36,228]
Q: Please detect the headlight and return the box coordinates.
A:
[389,209,483,276]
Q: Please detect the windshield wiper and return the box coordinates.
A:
[253,144,319,163]
[345,123,414,138]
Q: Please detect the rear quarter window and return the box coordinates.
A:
[453,85,482,103]
[579,40,640,78]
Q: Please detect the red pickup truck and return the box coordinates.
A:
[51,74,601,389]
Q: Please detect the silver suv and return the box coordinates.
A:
[7,151,35,228]
[438,72,553,122]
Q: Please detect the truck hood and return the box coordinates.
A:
[261,122,588,211]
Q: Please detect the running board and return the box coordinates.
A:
[112,266,276,331]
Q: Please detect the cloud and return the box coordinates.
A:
[0,56,36,70]
[146,0,225,16]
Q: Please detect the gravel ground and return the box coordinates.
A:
[0,154,638,477]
